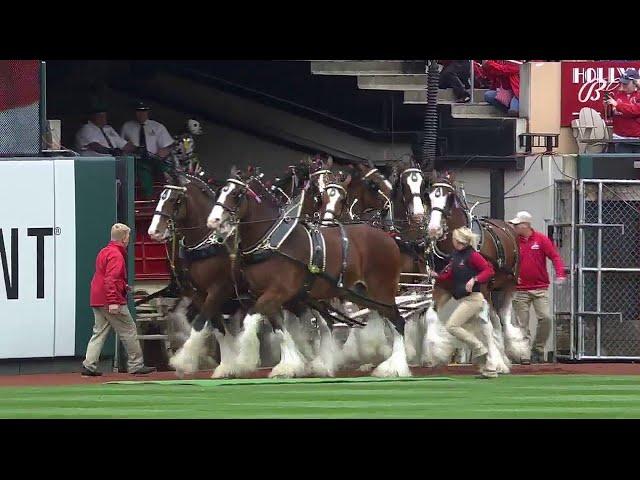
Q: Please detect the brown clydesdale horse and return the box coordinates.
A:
[206,167,411,377]
[312,160,428,277]
[147,171,252,377]
[148,165,333,378]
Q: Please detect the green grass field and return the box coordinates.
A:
[1,375,640,419]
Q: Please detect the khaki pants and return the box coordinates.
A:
[445,292,488,358]
[512,289,552,356]
[83,305,144,373]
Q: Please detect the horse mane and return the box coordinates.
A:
[248,175,281,208]
[182,172,219,200]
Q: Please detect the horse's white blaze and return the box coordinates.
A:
[208,182,235,228]
[407,174,425,217]
[383,179,393,191]
[148,190,171,240]
[317,172,327,192]
[428,188,447,235]
[322,186,341,221]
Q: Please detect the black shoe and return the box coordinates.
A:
[131,366,157,375]
[81,367,102,377]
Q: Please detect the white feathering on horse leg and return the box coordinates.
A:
[211,328,240,378]
[269,328,308,378]
[489,307,512,373]
[290,311,318,362]
[421,306,457,367]
[232,313,262,376]
[372,323,412,378]
[404,313,421,365]
[341,326,362,368]
[309,315,339,377]
[358,314,390,365]
[478,300,508,374]
[169,325,211,377]
[358,315,382,363]
[501,301,530,362]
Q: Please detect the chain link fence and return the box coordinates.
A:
[578,180,640,358]
[0,60,42,156]
[553,180,575,358]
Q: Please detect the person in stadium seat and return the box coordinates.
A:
[509,211,566,365]
[482,60,521,116]
[75,103,135,157]
[81,223,156,377]
[438,60,472,103]
[121,101,174,199]
[604,68,640,153]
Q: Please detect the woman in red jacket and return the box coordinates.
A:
[482,60,521,116]
[433,227,497,378]
[81,223,156,376]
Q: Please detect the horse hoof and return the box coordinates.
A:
[212,365,236,379]
[357,363,375,372]
[269,365,306,378]
[372,357,412,378]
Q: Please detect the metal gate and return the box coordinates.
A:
[552,179,640,360]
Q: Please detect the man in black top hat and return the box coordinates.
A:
[121,101,174,199]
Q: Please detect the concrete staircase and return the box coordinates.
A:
[308,60,523,121]
[308,60,529,158]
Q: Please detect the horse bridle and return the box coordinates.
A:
[429,181,457,217]
[428,180,472,250]
[398,168,426,225]
[154,185,187,224]
[156,180,225,250]
[322,182,349,220]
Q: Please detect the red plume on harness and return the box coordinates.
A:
[247,188,262,203]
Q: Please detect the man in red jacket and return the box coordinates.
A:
[81,223,156,376]
[605,68,640,153]
[509,212,567,364]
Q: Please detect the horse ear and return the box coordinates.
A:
[163,171,173,184]
[178,173,190,187]
[355,163,367,173]
[342,174,352,187]
[389,163,399,185]
[230,165,241,179]
[326,155,334,168]
[447,170,456,182]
